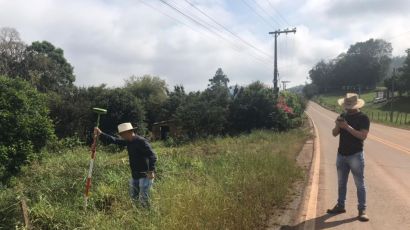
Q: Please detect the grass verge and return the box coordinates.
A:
[0,129,309,229]
[314,91,410,129]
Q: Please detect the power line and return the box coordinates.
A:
[183,0,273,59]
[264,0,290,26]
[240,0,274,28]
[153,0,273,65]
[168,0,228,36]
[249,0,281,27]
[159,0,272,64]
[139,0,207,38]
[158,0,228,41]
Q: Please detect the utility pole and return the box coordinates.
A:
[390,68,395,122]
[282,80,290,91]
[269,28,296,97]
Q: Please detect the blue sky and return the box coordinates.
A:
[1,0,409,91]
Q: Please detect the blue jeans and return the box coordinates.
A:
[336,151,366,211]
[129,177,153,208]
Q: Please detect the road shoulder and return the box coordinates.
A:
[266,116,317,229]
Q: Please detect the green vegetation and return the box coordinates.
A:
[307,39,392,93]
[0,129,309,229]
[0,27,308,229]
[0,27,306,183]
[314,91,410,128]
[0,76,55,184]
[384,49,410,95]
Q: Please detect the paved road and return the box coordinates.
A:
[304,102,410,230]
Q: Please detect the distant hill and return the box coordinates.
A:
[288,85,304,94]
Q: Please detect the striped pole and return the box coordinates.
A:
[84,108,106,209]
[84,132,98,208]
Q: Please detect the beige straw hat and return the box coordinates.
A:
[337,93,365,109]
[117,122,137,134]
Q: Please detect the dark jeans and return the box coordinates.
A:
[336,151,366,211]
[129,177,153,208]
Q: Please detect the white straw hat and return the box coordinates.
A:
[337,93,365,109]
[117,122,137,134]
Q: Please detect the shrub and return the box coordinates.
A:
[272,92,307,131]
[0,76,55,184]
[229,82,276,133]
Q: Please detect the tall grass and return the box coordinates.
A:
[0,129,308,229]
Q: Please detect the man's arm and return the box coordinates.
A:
[345,127,369,141]
[332,116,343,137]
[94,127,127,146]
[332,122,341,137]
[338,121,369,141]
[141,139,157,179]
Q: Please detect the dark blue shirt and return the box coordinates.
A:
[100,132,157,179]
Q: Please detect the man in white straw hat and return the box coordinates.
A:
[327,93,370,222]
[94,122,157,208]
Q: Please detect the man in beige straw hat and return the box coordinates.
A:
[94,123,157,208]
[327,93,370,222]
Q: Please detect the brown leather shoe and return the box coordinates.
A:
[358,210,370,222]
[327,204,346,214]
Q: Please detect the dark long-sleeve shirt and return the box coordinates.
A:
[100,132,157,179]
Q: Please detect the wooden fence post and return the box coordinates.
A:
[395,112,400,123]
[20,198,31,229]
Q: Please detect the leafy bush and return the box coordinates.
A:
[229,81,276,132]
[280,91,306,117]
[0,76,55,184]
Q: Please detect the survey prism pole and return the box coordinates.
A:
[84,107,107,209]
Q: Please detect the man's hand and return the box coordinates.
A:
[94,127,102,136]
[147,171,155,180]
[337,120,349,129]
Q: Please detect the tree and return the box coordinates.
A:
[175,92,208,138]
[22,41,75,93]
[47,86,94,139]
[338,39,392,88]
[125,75,168,127]
[160,85,186,121]
[398,49,410,93]
[229,81,275,133]
[309,39,393,94]
[308,60,336,93]
[48,85,147,140]
[302,83,319,99]
[208,68,229,88]
[0,76,55,184]
[387,56,406,78]
[175,68,231,137]
[98,88,146,136]
[0,27,27,78]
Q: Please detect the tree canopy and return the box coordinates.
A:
[307,39,392,94]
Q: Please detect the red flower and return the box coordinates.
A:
[276,96,294,114]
